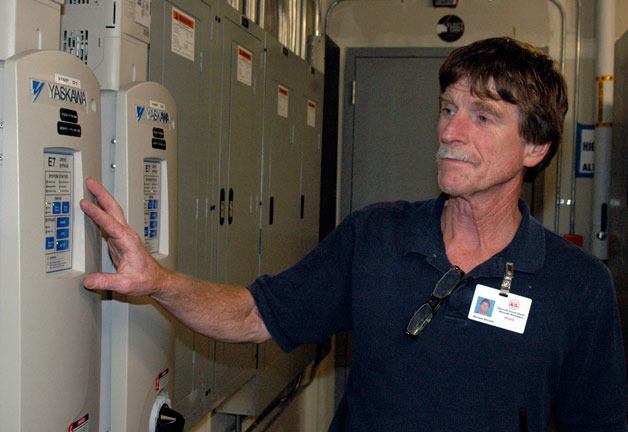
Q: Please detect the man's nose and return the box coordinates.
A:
[439,111,469,144]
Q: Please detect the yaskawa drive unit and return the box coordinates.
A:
[100,80,181,432]
[0,49,102,432]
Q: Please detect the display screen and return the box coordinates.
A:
[143,159,161,255]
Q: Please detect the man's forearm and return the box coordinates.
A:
[80,177,271,344]
[152,269,271,343]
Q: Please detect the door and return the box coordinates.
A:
[342,48,451,217]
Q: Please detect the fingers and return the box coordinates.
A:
[83,271,147,296]
[80,197,129,241]
[83,272,119,291]
[84,177,127,225]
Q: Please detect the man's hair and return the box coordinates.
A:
[439,37,568,182]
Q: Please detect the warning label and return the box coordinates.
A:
[155,368,169,391]
[135,0,151,28]
[171,7,195,62]
[237,46,253,87]
[277,85,289,118]
[307,100,316,128]
[68,414,89,432]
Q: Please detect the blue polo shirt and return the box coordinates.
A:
[249,195,627,431]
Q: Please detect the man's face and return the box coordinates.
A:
[480,300,489,315]
[436,79,547,198]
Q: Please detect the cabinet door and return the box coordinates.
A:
[213,12,264,403]
[299,68,324,256]
[148,0,218,421]
[261,45,303,276]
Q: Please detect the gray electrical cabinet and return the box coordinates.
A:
[297,63,324,257]
[212,5,264,405]
[148,0,220,423]
[219,34,323,417]
[260,39,304,276]
[150,2,324,425]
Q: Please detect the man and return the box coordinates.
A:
[81,37,627,431]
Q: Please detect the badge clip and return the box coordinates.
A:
[499,261,514,297]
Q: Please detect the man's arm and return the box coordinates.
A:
[80,177,271,343]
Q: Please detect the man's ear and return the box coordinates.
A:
[523,142,551,168]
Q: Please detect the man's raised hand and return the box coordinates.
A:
[80,177,170,297]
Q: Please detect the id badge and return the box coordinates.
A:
[468,284,532,334]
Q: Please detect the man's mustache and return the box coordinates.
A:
[436,145,480,166]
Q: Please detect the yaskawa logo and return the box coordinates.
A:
[47,83,86,105]
[146,108,170,124]
[31,80,45,102]
[31,80,86,106]
[136,105,145,122]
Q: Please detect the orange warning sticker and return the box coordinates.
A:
[68,414,89,432]
[155,368,169,392]
[173,9,195,29]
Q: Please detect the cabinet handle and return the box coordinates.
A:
[228,188,234,224]
[269,197,274,225]
[300,195,305,219]
[219,188,225,225]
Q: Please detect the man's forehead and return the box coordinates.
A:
[441,78,515,112]
[442,77,500,100]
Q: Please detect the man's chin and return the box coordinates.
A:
[437,177,474,197]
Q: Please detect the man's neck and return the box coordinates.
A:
[441,186,522,272]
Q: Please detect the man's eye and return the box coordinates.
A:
[440,107,453,116]
[477,114,490,123]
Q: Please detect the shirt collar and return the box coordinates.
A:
[402,194,546,277]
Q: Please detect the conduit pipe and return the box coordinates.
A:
[591,0,616,260]
[568,0,582,234]
[547,0,567,234]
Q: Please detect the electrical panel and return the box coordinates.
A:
[212,5,264,406]
[148,0,220,424]
[219,34,322,417]
[297,62,324,257]
[61,0,150,90]
[99,81,179,431]
[0,49,102,432]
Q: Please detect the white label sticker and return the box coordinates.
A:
[236,46,253,87]
[171,7,195,62]
[277,85,289,118]
[55,73,81,89]
[307,100,316,128]
[468,284,532,334]
[44,152,73,273]
[144,160,161,255]
[135,0,151,28]
[576,124,595,177]
[149,100,166,111]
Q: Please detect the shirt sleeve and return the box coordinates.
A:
[554,265,628,432]
[248,211,359,352]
